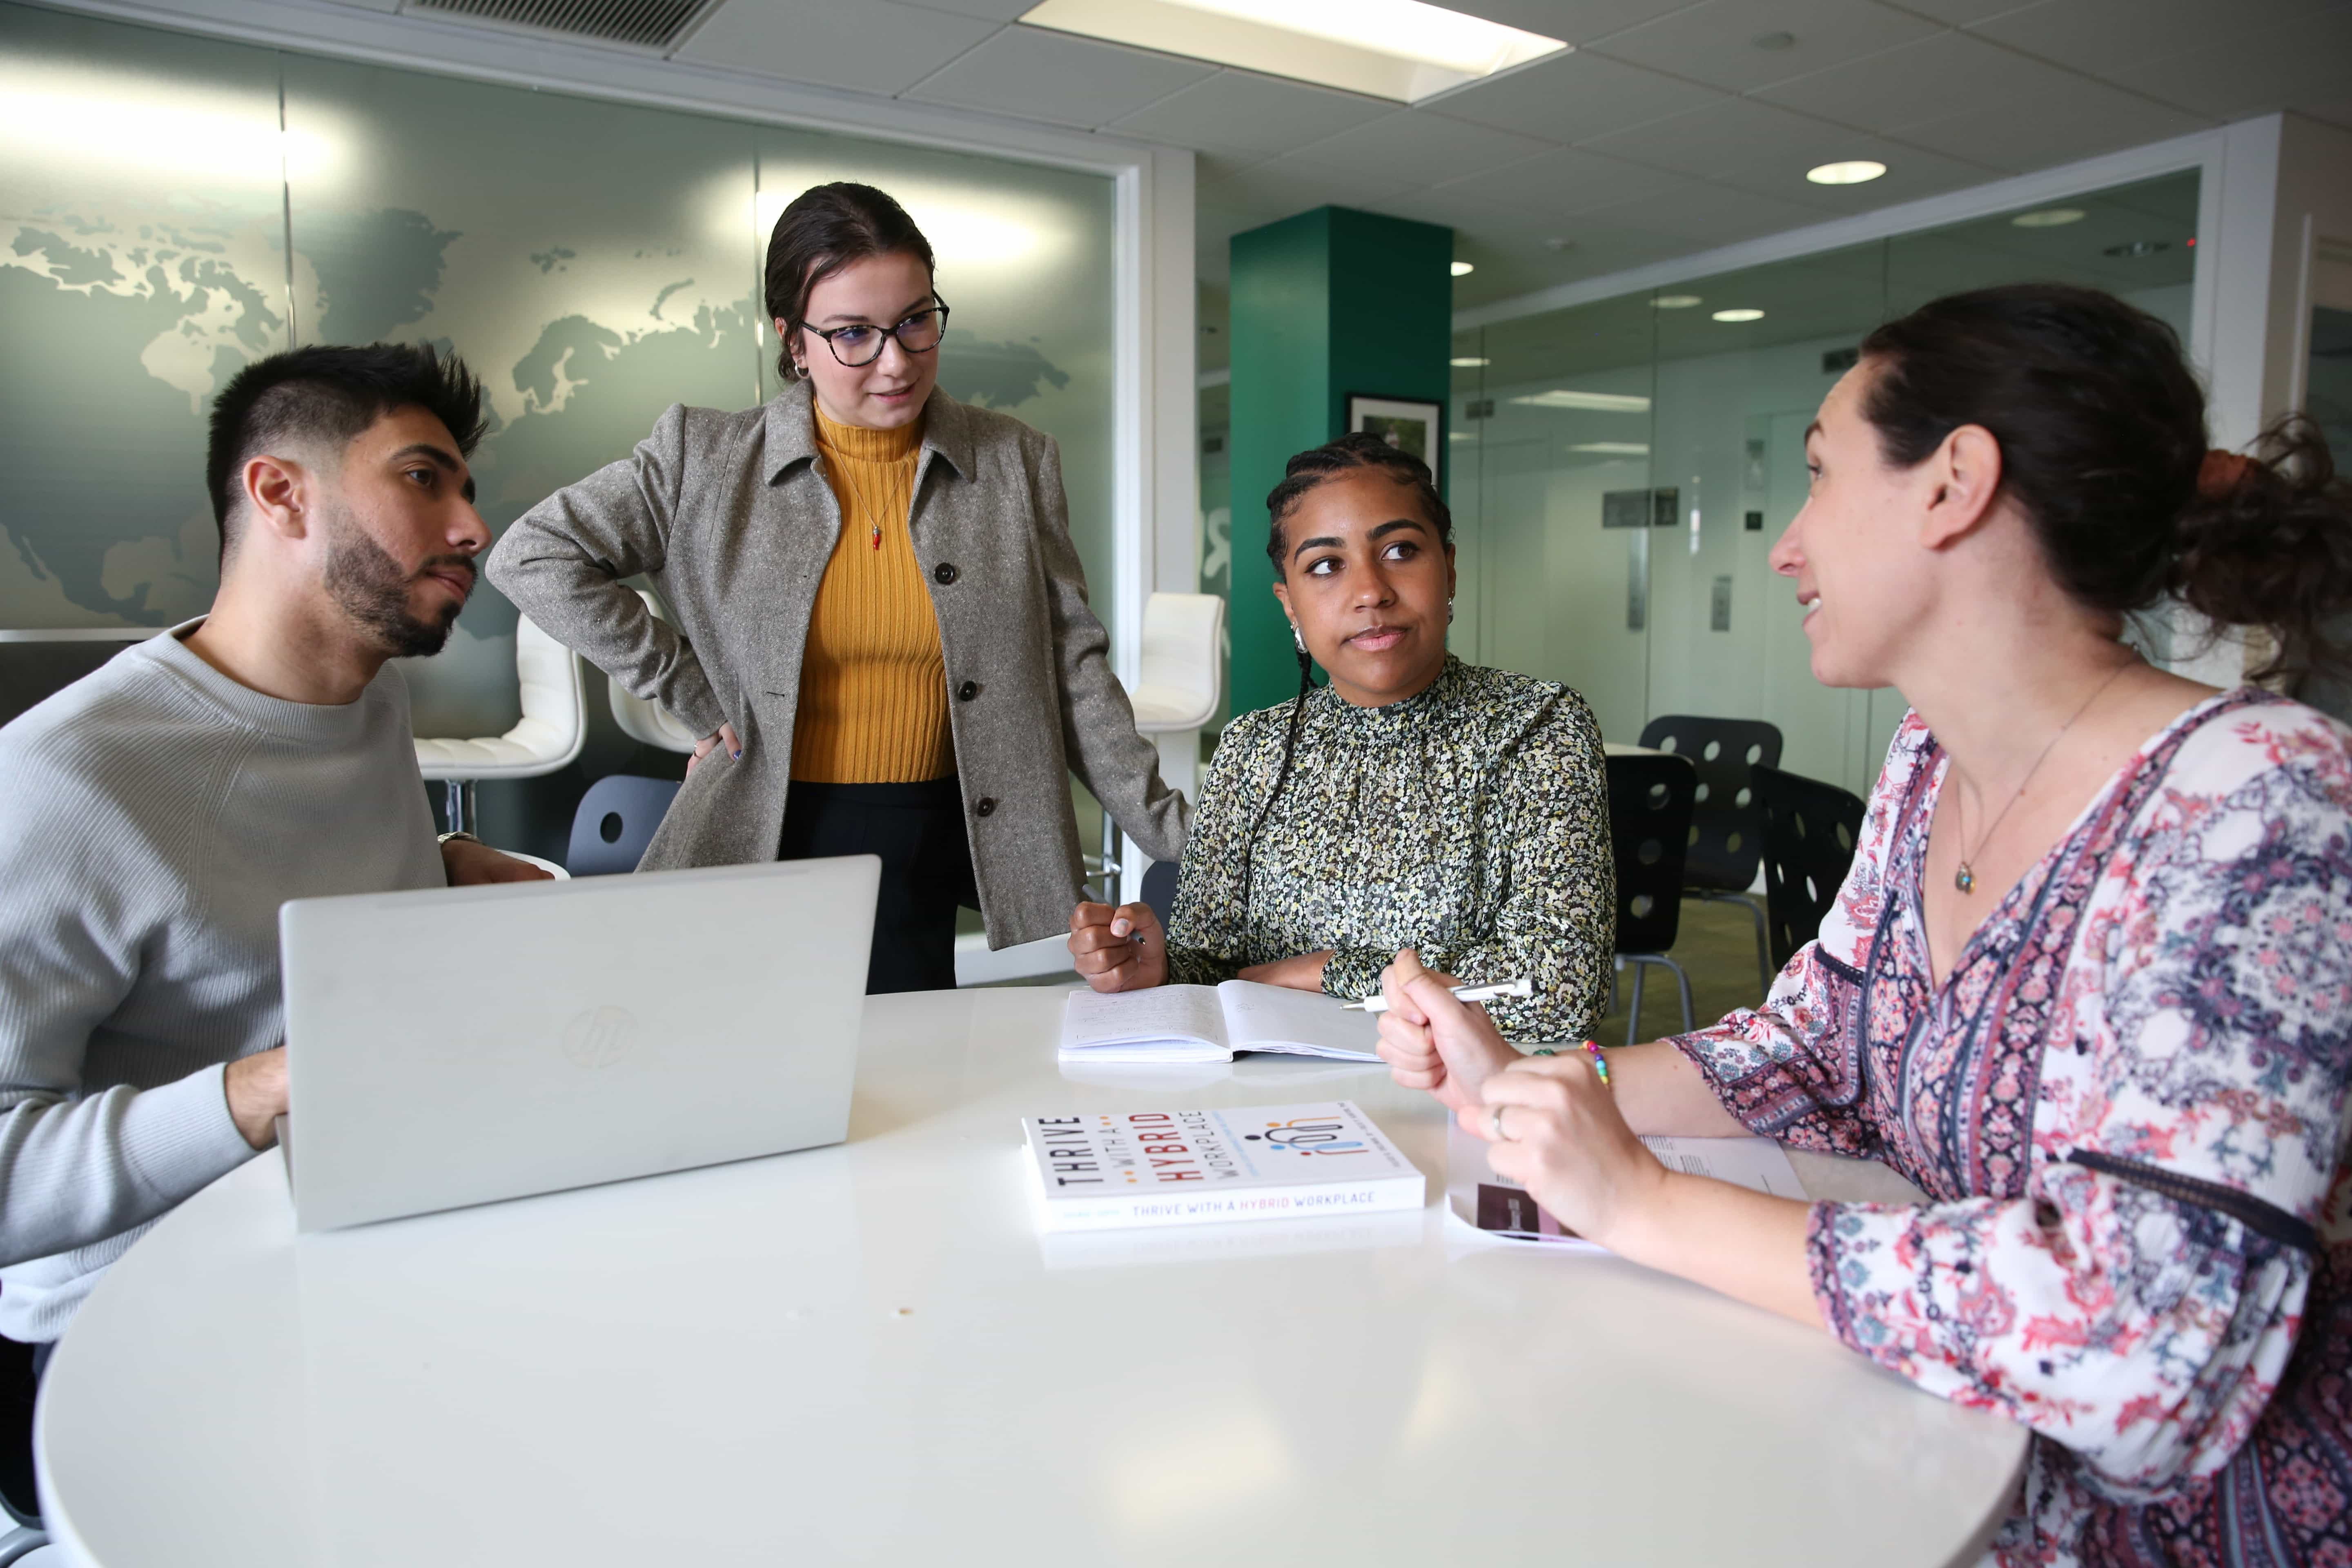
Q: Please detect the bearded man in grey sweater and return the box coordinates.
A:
[0,343,550,1349]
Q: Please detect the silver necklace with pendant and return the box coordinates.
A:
[1951,661,2134,895]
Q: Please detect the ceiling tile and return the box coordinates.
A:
[1884,0,2035,20]
[1739,135,2000,209]
[1572,178,1836,244]
[675,0,998,94]
[1969,0,2342,78]
[901,24,1215,128]
[1283,110,1557,188]
[1888,81,2211,172]
[1577,98,2003,208]
[1105,69,1392,159]
[901,0,1038,18]
[1584,0,1944,92]
[1199,157,1423,220]
[1425,48,1726,142]
[1424,145,1685,216]
[1756,28,2120,134]
[1436,0,1717,46]
[1577,94,1874,180]
[2107,8,2352,123]
[1194,151,1271,183]
[1444,228,1695,306]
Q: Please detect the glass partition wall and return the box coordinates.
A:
[1448,172,2200,797]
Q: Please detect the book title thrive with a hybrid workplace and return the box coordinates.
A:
[1019,1102,1423,1232]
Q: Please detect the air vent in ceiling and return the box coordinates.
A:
[410,0,712,50]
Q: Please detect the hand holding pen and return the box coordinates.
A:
[1067,900,1166,994]
[1344,975,1533,1013]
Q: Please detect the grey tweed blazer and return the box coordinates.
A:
[486,380,1188,950]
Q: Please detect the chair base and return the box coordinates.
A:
[1615,953,1695,1047]
[1690,889,1773,996]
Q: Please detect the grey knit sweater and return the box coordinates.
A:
[0,624,443,1341]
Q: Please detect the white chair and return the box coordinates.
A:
[606,590,699,755]
[413,615,586,835]
[1127,592,1224,802]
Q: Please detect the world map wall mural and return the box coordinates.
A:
[0,0,1117,741]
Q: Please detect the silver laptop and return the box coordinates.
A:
[280,855,880,1232]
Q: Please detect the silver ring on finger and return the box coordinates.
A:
[1488,1104,1515,1143]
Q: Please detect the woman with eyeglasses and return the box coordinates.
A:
[490,182,1185,993]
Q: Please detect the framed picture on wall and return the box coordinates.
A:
[1346,394,1443,488]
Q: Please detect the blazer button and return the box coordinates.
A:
[933,561,958,585]
[957,680,980,702]
[974,797,997,818]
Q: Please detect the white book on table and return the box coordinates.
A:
[1058,980,1381,1065]
[1022,1100,1425,1232]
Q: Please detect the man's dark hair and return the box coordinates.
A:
[205,343,488,563]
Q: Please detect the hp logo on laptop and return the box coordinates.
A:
[561,1004,638,1068]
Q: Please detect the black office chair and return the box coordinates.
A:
[1604,752,1699,1047]
[1751,764,1867,974]
[0,1334,45,1563]
[565,775,682,876]
[1138,860,1179,931]
[1638,715,1782,996]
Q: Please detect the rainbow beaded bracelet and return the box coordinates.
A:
[1530,1040,1611,1089]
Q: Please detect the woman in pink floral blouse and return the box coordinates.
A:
[1379,283,2352,1566]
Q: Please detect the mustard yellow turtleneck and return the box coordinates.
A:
[788,405,955,784]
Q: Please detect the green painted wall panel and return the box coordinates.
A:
[1227,206,1450,718]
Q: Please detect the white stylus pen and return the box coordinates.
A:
[1342,976,1534,1014]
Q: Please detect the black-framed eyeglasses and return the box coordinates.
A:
[803,299,950,368]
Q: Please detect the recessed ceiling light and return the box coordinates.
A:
[1806,160,1886,186]
[1712,308,1765,323]
[2010,208,2085,229]
[1450,356,1490,367]
[1568,442,1650,454]
[2103,239,2171,258]
[1018,0,1569,104]
[1652,294,1702,309]
[1509,390,1651,412]
[1450,260,1475,276]
[1448,430,1477,441]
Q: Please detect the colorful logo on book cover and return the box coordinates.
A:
[1246,1116,1366,1156]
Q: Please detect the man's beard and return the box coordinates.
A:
[323,510,472,659]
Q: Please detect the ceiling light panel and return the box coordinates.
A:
[1805,159,1885,185]
[1019,0,1568,104]
[1509,390,1652,412]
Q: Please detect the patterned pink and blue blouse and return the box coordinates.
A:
[1668,688,2352,1567]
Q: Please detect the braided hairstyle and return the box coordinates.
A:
[1237,432,1456,915]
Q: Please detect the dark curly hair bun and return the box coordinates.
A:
[1858,283,2352,681]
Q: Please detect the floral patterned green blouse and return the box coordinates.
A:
[1164,655,1615,1041]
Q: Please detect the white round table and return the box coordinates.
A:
[36,989,2025,1567]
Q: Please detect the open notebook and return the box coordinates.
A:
[1060,980,1383,1065]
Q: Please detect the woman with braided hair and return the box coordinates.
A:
[1066,432,1615,1043]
